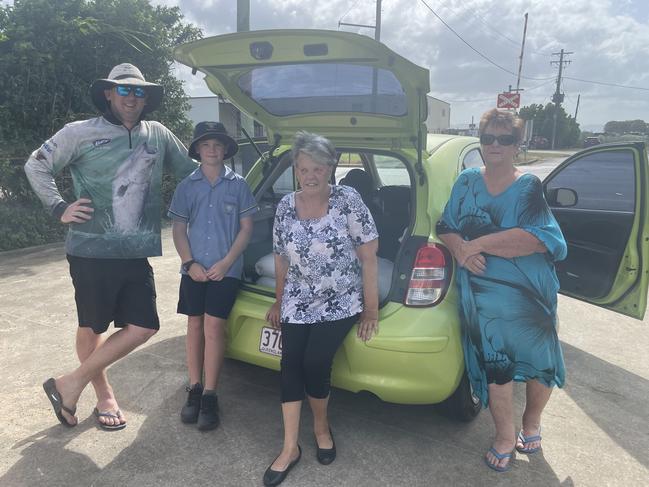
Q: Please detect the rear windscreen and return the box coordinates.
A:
[236,63,407,117]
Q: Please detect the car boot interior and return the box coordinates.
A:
[241,149,415,304]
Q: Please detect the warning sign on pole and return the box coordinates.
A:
[497,92,520,109]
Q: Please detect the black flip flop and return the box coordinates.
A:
[93,407,127,431]
[42,378,77,427]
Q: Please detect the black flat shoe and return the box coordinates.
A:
[315,428,336,465]
[263,445,302,487]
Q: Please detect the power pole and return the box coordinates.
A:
[375,0,381,41]
[237,0,249,31]
[515,13,528,93]
[338,1,382,111]
[550,49,572,149]
[237,0,254,141]
[574,94,580,121]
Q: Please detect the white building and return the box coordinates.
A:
[425,95,451,133]
[187,96,266,175]
[187,96,264,139]
[190,95,450,136]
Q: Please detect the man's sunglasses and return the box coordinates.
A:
[115,86,147,98]
[480,134,516,146]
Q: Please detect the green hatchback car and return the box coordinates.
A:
[174,30,649,421]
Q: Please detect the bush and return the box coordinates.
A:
[0,155,77,250]
[0,157,179,251]
[0,0,201,251]
[0,200,66,251]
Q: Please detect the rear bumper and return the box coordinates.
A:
[226,290,465,405]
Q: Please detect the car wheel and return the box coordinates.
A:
[437,371,481,422]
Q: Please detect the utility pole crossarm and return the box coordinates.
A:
[338,21,377,29]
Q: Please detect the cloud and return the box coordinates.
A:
[154,0,649,130]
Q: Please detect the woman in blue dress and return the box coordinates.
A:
[438,109,567,472]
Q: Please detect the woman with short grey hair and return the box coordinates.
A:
[290,130,337,167]
[262,131,379,486]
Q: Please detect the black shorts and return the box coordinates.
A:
[177,275,240,319]
[67,255,159,334]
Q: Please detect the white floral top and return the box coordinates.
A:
[273,185,379,324]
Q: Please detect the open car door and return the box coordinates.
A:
[544,142,649,319]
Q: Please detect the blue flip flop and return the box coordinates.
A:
[93,407,127,431]
[484,447,514,472]
[516,428,542,454]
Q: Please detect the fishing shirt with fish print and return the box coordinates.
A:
[25,115,197,258]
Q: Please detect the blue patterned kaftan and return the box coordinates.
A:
[438,168,568,406]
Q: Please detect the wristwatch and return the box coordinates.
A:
[182,259,196,272]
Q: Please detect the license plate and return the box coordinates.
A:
[259,326,282,356]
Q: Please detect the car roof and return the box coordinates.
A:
[426,133,479,152]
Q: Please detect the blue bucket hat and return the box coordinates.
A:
[188,121,239,160]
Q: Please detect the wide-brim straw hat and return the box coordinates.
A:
[90,63,164,115]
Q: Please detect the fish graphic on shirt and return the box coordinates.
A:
[112,143,158,233]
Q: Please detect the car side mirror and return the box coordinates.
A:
[546,187,578,207]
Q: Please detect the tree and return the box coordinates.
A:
[604,120,648,135]
[0,0,202,250]
[0,0,201,158]
[519,103,581,149]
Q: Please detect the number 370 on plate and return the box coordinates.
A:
[259,326,282,356]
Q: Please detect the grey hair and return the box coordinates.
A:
[291,131,337,167]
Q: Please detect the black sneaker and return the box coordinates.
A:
[197,393,219,431]
[180,383,203,424]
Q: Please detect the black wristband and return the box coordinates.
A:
[52,201,69,221]
[182,259,196,272]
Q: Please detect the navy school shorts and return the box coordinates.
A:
[177,275,240,319]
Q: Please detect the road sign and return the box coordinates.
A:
[497,92,520,109]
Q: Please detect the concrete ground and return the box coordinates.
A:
[1,229,648,486]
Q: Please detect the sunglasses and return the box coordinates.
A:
[480,134,516,146]
[115,86,147,98]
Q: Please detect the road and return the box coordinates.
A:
[520,157,565,180]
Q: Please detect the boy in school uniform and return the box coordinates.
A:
[168,121,258,430]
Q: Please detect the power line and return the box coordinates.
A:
[425,0,555,61]
[463,6,549,57]
[439,78,555,104]
[563,76,649,92]
[339,0,364,24]
[421,0,649,100]
[433,0,522,49]
[419,0,555,81]
[444,96,495,103]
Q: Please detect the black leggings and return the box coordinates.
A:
[280,315,358,403]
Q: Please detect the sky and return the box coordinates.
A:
[150,0,649,132]
[4,0,649,131]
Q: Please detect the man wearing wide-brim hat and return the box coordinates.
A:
[90,62,164,116]
[25,63,197,431]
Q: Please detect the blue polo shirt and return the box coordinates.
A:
[168,165,258,278]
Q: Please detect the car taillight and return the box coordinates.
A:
[405,243,452,307]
